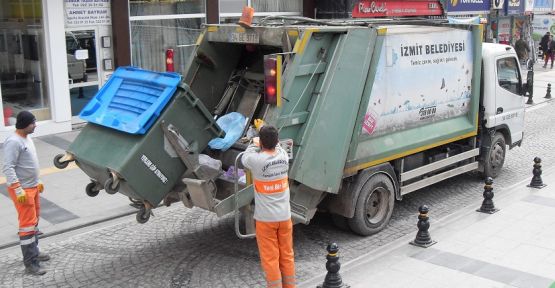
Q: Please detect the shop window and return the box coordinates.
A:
[130,0,206,16]
[220,0,302,23]
[131,18,204,73]
[221,0,248,13]
[252,0,302,12]
[1,0,50,126]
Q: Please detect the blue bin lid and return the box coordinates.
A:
[79,66,181,134]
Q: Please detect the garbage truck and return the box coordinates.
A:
[54,18,531,236]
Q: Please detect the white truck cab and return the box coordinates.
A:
[482,43,527,146]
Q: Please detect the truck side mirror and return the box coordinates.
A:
[523,70,534,97]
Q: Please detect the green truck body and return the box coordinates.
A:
[59,20,528,235]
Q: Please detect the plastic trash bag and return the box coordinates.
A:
[199,154,222,171]
[208,112,247,151]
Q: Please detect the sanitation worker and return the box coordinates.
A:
[2,111,50,275]
[242,124,296,288]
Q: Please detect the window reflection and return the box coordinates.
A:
[131,18,203,73]
[1,0,50,126]
[130,0,206,16]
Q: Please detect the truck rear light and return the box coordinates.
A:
[166,49,174,72]
[264,55,282,106]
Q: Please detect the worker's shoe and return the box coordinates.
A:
[37,252,50,262]
[25,263,46,276]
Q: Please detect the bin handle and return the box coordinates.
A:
[234,152,256,239]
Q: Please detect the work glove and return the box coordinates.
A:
[254,119,265,131]
[37,181,44,193]
[12,184,26,204]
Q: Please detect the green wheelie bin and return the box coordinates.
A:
[54,67,223,222]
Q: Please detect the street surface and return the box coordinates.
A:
[0,83,554,287]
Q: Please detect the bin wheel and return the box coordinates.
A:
[104,177,120,195]
[136,208,150,224]
[53,154,69,169]
[85,182,100,197]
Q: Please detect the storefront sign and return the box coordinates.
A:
[533,0,554,12]
[524,0,535,13]
[506,0,525,14]
[445,0,491,14]
[498,18,511,44]
[64,0,112,26]
[532,15,555,39]
[352,0,443,18]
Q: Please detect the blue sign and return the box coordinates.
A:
[506,0,524,14]
[446,0,492,14]
[533,0,553,10]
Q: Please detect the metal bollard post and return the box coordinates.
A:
[526,89,534,104]
[317,243,349,288]
[528,157,547,188]
[545,83,552,99]
[477,177,499,214]
[409,205,436,248]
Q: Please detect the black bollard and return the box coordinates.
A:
[528,157,547,188]
[409,205,436,248]
[526,89,534,104]
[317,243,350,288]
[545,83,552,99]
[477,177,499,214]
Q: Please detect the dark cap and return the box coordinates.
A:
[15,111,36,129]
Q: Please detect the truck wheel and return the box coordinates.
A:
[53,154,69,169]
[484,132,506,178]
[85,182,100,197]
[332,214,351,232]
[348,174,395,236]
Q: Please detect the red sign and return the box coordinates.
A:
[352,0,443,18]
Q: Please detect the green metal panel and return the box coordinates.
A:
[214,185,254,217]
[288,28,376,193]
[68,85,223,205]
[345,25,482,173]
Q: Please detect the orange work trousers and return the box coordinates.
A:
[8,186,40,237]
[255,219,296,288]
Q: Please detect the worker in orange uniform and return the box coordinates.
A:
[2,111,50,276]
[242,125,296,288]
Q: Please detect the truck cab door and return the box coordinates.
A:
[494,56,525,146]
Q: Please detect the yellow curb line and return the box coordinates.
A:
[0,162,78,185]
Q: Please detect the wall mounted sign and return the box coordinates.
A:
[445,0,492,14]
[64,0,112,27]
[506,0,524,15]
[352,0,443,18]
[533,0,554,12]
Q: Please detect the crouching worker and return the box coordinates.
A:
[242,125,296,288]
[2,111,50,275]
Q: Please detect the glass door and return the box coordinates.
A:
[65,28,99,123]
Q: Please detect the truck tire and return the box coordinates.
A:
[348,174,395,236]
[484,132,506,178]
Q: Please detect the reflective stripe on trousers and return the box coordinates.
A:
[256,219,296,288]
